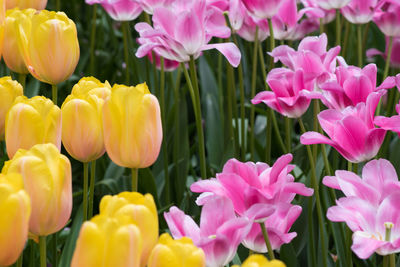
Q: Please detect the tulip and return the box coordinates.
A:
[5,95,61,158]
[373,1,400,37]
[236,8,270,42]
[301,92,386,163]
[2,143,72,237]
[6,0,47,9]
[99,192,158,267]
[85,0,142,21]
[165,196,249,267]
[0,76,23,140]
[0,173,31,267]
[367,37,400,69]
[131,0,174,15]
[0,0,4,60]
[148,233,205,267]
[241,0,285,19]
[3,8,35,74]
[17,9,79,85]
[70,76,112,98]
[135,0,241,67]
[324,159,400,259]
[61,81,111,162]
[314,0,351,10]
[232,254,286,267]
[71,214,142,267]
[102,83,162,169]
[341,0,381,24]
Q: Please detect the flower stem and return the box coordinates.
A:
[226,60,238,156]
[173,70,181,192]
[390,254,395,267]
[52,233,57,267]
[88,160,96,219]
[384,36,394,80]
[132,168,138,192]
[259,222,275,260]
[83,162,88,222]
[299,118,328,267]
[319,18,324,34]
[89,4,98,75]
[39,236,46,267]
[357,24,362,67]
[285,117,291,153]
[55,0,60,10]
[250,26,259,161]
[52,84,58,106]
[342,20,350,56]
[160,57,170,204]
[336,9,341,46]
[18,73,26,92]
[122,22,130,84]
[16,253,23,267]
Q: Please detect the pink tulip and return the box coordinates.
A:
[135,0,241,67]
[190,155,313,252]
[85,0,142,21]
[312,64,395,110]
[375,78,400,135]
[131,0,174,14]
[373,1,400,37]
[301,0,336,24]
[301,92,387,163]
[323,159,400,258]
[251,68,313,118]
[341,0,383,24]
[269,33,340,84]
[236,12,270,42]
[367,37,400,68]
[313,0,352,10]
[164,196,250,267]
[241,0,286,19]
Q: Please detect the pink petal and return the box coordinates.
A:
[164,207,201,243]
[202,43,242,67]
[352,231,386,259]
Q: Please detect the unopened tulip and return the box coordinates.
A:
[71,214,142,267]
[61,80,111,162]
[0,173,31,267]
[102,83,162,168]
[147,233,205,267]
[99,192,158,267]
[2,143,72,236]
[17,10,79,85]
[0,76,23,140]
[6,0,47,9]
[5,95,61,158]
[232,254,286,267]
[70,76,112,98]
[3,8,34,74]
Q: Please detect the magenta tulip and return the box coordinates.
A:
[373,1,400,37]
[341,0,383,24]
[85,0,142,21]
[241,0,285,19]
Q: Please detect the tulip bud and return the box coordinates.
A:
[0,76,23,140]
[71,214,142,267]
[0,173,31,267]
[5,95,61,158]
[2,143,72,236]
[17,9,79,85]
[70,77,112,99]
[61,79,111,162]
[232,254,286,267]
[99,192,158,267]
[148,233,205,267]
[102,83,162,168]
[6,0,47,9]
[3,8,35,74]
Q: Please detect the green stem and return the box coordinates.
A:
[89,4,98,75]
[122,22,130,84]
[173,70,181,195]
[160,57,170,204]
[52,84,58,106]
[299,118,328,267]
[384,36,394,80]
[250,26,259,161]
[362,22,370,53]
[55,0,60,10]
[132,168,138,192]
[313,100,319,161]
[29,240,34,267]
[346,228,353,267]
[52,233,57,267]
[83,162,88,222]
[18,73,26,91]
[357,24,363,67]
[336,9,341,46]
[259,222,275,260]
[285,117,291,153]
[188,57,207,179]
[308,198,317,267]
[88,160,96,219]
[348,161,352,172]
[232,34,246,161]
[342,20,350,56]
[226,60,237,156]
[319,18,324,34]
[389,254,395,267]
[39,236,46,267]
[16,252,23,267]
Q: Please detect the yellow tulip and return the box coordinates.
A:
[0,0,5,59]
[99,192,158,267]
[5,95,61,158]
[71,214,142,267]
[232,254,286,267]
[147,233,205,267]
[2,143,72,237]
[17,9,79,85]
[0,76,23,140]
[3,8,35,74]
[102,83,162,168]
[6,0,47,9]
[61,85,110,162]
[0,173,31,267]
[70,76,112,99]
